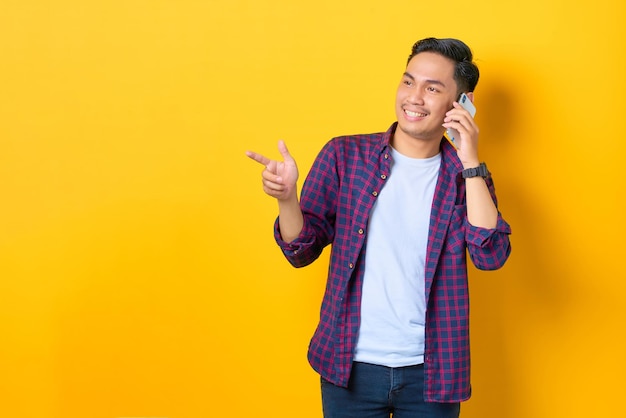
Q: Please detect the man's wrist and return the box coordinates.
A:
[461,160,480,169]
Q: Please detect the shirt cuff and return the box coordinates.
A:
[273,216,315,255]
[465,215,512,247]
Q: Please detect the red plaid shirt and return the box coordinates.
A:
[274,123,511,402]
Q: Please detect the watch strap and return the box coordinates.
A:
[462,162,489,179]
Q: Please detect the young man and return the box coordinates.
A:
[246,38,511,418]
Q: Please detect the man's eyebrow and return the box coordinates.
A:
[403,72,447,88]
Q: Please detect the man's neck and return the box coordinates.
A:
[391,131,442,159]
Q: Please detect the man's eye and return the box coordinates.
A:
[427,87,438,92]
[403,80,412,86]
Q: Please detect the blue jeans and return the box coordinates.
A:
[321,362,460,418]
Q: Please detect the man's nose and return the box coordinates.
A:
[408,89,425,105]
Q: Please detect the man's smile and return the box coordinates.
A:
[404,109,427,118]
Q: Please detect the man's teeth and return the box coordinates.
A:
[406,110,426,117]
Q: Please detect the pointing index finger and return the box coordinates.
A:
[245,150,271,167]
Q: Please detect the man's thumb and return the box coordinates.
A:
[277,140,293,161]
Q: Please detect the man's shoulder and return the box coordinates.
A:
[329,131,385,146]
[325,123,395,151]
[316,133,384,166]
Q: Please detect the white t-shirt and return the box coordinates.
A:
[353,147,441,367]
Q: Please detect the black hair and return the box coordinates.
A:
[408,37,479,94]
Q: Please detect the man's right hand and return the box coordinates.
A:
[246,140,304,243]
[246,140,299,202]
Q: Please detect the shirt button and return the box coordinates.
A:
[384,153,389,159]
[358,228,364,235]
[349,263,354,269]
[381,174,387,180]
[372,191,378,197]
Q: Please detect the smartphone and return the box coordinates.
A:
[445,93,476,148]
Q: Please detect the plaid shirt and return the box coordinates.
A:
[274,123,511,402]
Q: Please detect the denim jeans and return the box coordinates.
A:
[321,362,461,418]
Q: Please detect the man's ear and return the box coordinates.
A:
[466,92,475,103]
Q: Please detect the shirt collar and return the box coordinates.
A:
[378,122,396,155]
[380,122,463,172]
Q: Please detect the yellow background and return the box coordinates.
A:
[1,0,624,417]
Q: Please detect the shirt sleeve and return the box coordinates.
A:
[465,214,512,270]
[273,139,339,268]
[274,216,327,268]
[464,175,512,270]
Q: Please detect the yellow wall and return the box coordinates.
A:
[1,1,624,417]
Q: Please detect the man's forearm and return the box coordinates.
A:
[277,194,304,243]
[465,177,498,229]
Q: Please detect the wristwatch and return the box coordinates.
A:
[461,162,489,179]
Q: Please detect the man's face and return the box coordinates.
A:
[395,52,459,144]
